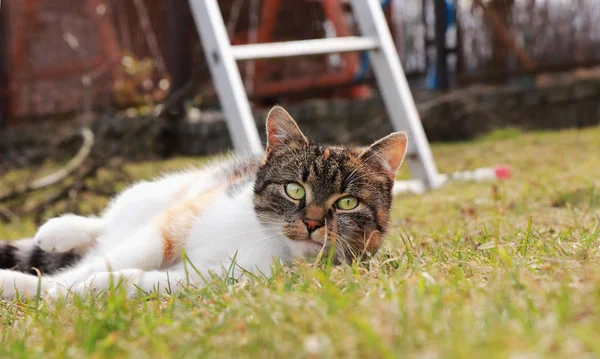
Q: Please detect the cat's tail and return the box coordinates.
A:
[0,238,81,275]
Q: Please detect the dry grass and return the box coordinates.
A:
[1,125,600,358]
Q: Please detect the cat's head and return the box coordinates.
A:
[253,106,408,263]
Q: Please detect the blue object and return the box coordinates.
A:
[445,0,456,29]
[426,65,437,89]
[426,0,456,89]
[354,51,371,82]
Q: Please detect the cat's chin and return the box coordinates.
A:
[286,238,324,260]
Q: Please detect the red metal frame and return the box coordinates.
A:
[9,0,121,118]
[87,0,120,65]
[231,0,373,100]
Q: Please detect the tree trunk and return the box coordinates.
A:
[488,0,515,73]
[0,0,10,129]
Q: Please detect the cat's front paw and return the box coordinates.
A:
[35,215,88,253]
[0,270,45,299]
[0,270,17,299]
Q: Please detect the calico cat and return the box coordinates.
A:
[0,106,408,299]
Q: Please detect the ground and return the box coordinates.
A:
[1,125,600,358]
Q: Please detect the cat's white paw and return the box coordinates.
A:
[35,215,93,253]
[0,270,17,299]
[0,270,45,299]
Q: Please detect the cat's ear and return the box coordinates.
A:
[265,106,309,156]
[359,132,408,179]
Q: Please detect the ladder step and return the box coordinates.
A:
[231,36,380,61]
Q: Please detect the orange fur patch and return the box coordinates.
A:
[156,168,255,265]
[155,184,225,265]
[323,148,331,160]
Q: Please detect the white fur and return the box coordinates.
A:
[35,214,104,254]
[0,158,318,299]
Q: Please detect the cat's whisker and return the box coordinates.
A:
[257,234,287,247]
[333,231,360,263]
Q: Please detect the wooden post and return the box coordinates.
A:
[0,0,9,128]
[472,0,535,71]
[166,0,192,114]
[434,0,449,89]
[422,0,429,72]
[164,0,193,155]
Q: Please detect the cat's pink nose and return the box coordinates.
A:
[303,219,324,232]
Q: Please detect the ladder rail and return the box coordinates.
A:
[350,0,442,189]
[189,0,264,156]
[231,36,380,60]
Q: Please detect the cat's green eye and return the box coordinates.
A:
[336,196,359,210]
[285,182,305,200]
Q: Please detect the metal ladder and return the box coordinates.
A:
[189,0,443,192]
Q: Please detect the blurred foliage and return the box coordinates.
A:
[111,52,170,115]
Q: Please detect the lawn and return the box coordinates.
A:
[1,125,600,358]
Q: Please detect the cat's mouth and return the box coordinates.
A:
[286,232,323,248]
[282,223,326,249]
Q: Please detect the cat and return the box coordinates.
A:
[0,106,408,299]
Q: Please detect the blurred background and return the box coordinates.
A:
[2,0,600,149]
[1,0,600,221]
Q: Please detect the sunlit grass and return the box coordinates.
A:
[1,126,600,358]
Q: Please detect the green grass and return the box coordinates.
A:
[1,126,600,358]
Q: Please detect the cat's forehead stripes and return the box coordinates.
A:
[307,146,380,199]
